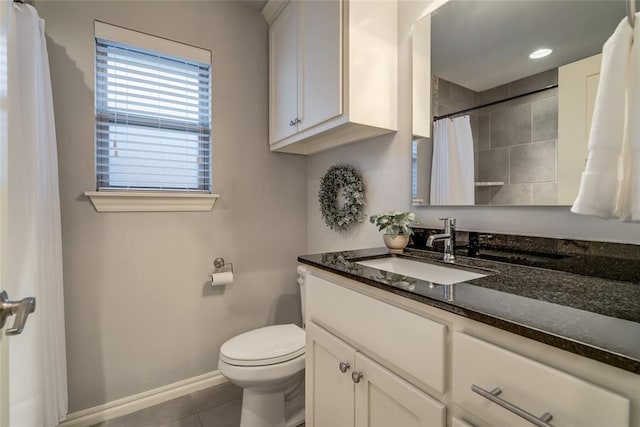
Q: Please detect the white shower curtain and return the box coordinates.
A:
[430,116,475,205]
[7,3,68,426]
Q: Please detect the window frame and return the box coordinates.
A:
[87,21,219,212]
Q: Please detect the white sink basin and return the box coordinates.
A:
[356,257,487,285]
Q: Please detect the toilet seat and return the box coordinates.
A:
[220,324,305,367]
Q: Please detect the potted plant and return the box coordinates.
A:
[369,211,417,253]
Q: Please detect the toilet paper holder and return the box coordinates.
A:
[213,257,234,274]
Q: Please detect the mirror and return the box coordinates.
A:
[411,0,627,206]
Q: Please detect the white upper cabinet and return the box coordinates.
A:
[263,0,398,155]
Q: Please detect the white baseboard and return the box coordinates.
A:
[58,371,228,427]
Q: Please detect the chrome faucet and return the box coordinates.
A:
[426,217,456,263]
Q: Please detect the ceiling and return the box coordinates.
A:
[431,0,627,92]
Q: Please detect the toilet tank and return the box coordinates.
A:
[296,265,308,327]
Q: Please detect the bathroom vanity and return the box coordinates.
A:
[298,244,640,427]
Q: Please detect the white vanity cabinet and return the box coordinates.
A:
[305,273,447,427]
[303,267,639,427]
[263,0,397,155]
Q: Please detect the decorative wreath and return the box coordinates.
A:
[319,165,366,231]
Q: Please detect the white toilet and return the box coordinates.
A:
[218,266,307,427]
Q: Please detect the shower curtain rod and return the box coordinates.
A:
[629,0,636,28]
[433,84,558,122]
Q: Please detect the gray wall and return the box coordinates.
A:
[307,0,640,254]
[37,1,307,412]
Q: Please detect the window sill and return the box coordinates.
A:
[84,191,220,212]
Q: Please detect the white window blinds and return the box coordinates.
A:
[95,30,211,191]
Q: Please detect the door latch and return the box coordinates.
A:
[0,291,36,335]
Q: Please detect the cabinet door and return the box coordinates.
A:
[306,322,355,427]
[298,0,342,132]
[354,353,446,427]
[269,1,299,143]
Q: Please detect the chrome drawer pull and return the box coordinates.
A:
[471,385,554,427]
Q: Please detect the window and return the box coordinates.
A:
[94,22,211,192]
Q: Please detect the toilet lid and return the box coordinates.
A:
[220,324,305,366]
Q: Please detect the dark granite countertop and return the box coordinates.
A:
[298,247,640,374]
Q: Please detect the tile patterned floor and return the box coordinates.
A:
[90,382,244,427]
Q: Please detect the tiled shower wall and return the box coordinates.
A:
[433,69,558,205]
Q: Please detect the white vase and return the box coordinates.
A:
[383,234,410,253]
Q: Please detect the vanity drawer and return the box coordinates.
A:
[306,273,446,393]
[452,332,630,427]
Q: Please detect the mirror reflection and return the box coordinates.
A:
[411,0,626,206]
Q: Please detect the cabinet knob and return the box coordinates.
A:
[351,371,363,383]
[289,120,296,127]
[339,361,350,373]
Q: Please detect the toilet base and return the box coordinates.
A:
[241,388,285,427]
[237,370,305,427]
[286,408,305,427]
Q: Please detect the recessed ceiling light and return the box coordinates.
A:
[529,48,552,59]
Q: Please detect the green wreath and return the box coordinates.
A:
[319,165,366,231]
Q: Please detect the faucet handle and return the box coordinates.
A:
[439,217,456,226]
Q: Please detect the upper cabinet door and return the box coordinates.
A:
[269,1,299,143]
[298,0,342,132]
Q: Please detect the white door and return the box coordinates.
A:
[354,352,446,427]
[557,54,602,205]
[0,3,40,424]
[306,322,355,427]
[0,0,11,423]
[269,0,299,143]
